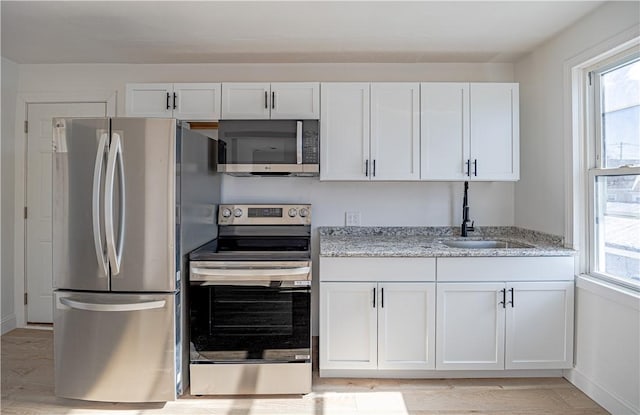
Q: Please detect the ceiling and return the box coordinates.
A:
[1,1,605,64]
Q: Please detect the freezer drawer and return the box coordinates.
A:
[54,291,179,402]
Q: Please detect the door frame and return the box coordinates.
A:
[13,91,117,328]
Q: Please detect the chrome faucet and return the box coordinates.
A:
[461,181,474,237]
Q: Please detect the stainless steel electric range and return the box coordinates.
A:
[188,204,312,395]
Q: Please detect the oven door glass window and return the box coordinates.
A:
[190,284,310,362]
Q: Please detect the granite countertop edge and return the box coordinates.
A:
[318,226,576,258]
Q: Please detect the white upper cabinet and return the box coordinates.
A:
[370,83,420,181]
[221,82,320,119]
[321,82,420,181]
[420,82,519,181]
[320,83,370,181]
[270,83,320,119]
[125,83,221,120]
[469,83,519,181]
[420,83,469,180]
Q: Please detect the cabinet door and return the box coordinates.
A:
[378,282,435,370]
[469,83,519,181]
[370,83,420,181]
[270,83,320,119]
[173,83,221,120]
[320,83,370,181]
[420,83,470,180]
[320,282,377,370]
[505,281,574,369]
[436,282,505,370]
[125,83,173,117]
[221,83,270,119]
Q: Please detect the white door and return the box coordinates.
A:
[420,83,470,180]
[320,282,377,370]
[270,83,320,119]
[469,83,519,181]
[173,83,222,120]
[370,83,420,181]
[436,282,506,370]
[125,83,173,117]
[505,281,574,369]
[26,102,107,323]
[221,83,270,119]
[320,83,370,181]
[378,282,435,370]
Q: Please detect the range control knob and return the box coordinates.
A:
[233,208,243,218]
[221,208,232,218]
[288,208,298,217]
[299,208,309,218]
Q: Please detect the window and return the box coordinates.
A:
[588,53,640,289]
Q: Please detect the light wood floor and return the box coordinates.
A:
[1,328,608,415]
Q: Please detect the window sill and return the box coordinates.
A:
[576,275,640,311]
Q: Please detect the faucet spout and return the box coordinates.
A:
[461,181,475,237]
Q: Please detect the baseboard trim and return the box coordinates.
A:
[320,369,564,378]
[1,314,17,335]
[565,368,639,415]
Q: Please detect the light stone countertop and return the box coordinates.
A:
[319,226,576,257]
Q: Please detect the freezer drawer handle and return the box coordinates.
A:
[60,297,166,312]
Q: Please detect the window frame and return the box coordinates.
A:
[586,49,640,291]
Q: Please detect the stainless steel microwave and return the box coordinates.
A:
[217,120,319,176]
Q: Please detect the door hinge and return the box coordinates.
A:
[24,293,28,305]
[24,206,28,219]
[24,120,28,134]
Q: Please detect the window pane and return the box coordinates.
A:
[595,174,640,283]
[601,59,640,168]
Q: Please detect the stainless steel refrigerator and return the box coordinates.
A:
[52,118,220,402]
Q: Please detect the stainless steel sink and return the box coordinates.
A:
[439,240,533,249]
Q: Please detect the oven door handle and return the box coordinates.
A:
[190,266,311,281]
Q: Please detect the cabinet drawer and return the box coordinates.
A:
[437,257,574,282]
[320,257,436,282]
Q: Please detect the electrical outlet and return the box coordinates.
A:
[345,211,361,226]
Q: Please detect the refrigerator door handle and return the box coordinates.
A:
[59,297,166,312]
[92,133,109,276]
[105,132,125,276]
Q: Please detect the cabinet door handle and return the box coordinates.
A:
[264,91,268,109]
[466,159,471,177]
[365,159,369,177]
[173,92,177,109]
[508,287,514,307]
[166,92,171,110]
[373,159,376,177]
[381,287,384,308]
[372,287,376,308]
[272,91,275,109]
[473,159,478,176]
[499,288,506,308]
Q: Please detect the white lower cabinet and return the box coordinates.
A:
[320,282,435,372]
[436,281,574,370]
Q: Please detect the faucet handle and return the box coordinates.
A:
[469,221,475,231]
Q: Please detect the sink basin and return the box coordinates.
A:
[440,240,533,249]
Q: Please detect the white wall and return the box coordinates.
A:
[514,1,640,236]
[514,2,640,414]
[566,278,640,415]
[1,57,19,334]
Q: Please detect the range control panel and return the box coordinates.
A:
[218,204,312,225]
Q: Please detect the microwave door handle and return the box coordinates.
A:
[296,121,302,164]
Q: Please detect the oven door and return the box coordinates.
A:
[189,261,311,364]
